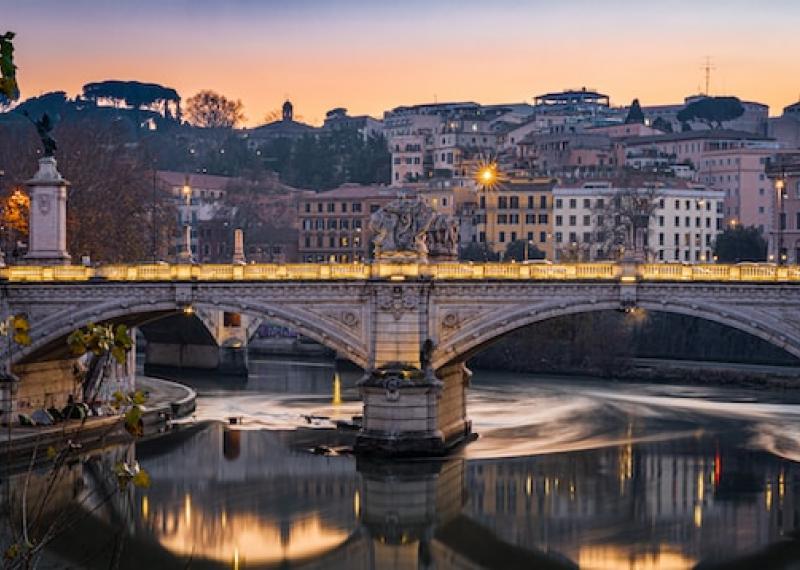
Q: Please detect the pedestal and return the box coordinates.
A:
[355,362,472,457]
[24,157,71,265]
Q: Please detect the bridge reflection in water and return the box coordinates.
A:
[4,419,797,570]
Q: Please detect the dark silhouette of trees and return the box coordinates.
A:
[459,242,499,261]
[82,80,181,121]
[652,116,673,133]
[185,90,244,128]
[624,99,645,124]
[713,226,767,262]
[0,31,19,107]
[676,97,745,129]
[504,239,545,261]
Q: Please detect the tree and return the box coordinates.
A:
[82,80,181,122]
[0,186,29,260]
[624,99,645,124]
[459,242,499,261]
[676,96,745,130]
[713,226,767,262]
[504,239,545,261]
[185,90,244,128]
[652,116,673,133]
[0,31,19,105]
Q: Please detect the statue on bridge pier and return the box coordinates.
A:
[370,196,459,262]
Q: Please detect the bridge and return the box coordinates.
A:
[2,259,800,455]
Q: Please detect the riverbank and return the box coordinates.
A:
[1,376,196,472]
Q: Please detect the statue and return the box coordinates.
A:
[370,196,436,259]
[24,111,57,157]
[426,214,459,261]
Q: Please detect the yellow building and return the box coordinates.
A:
[473,178,556,259]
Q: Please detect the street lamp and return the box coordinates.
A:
[776,175,786,265]
[179,177,193,263]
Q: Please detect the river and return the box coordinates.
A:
[10,357,800,569]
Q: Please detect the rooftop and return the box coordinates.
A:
[302,184,404,200]
[623,129,772,145]
[157,170,233,191]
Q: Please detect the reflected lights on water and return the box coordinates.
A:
[578,545,696,570]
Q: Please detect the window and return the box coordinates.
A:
[583,232,591,242]
[555,232,563,243]
[583,199,591,208]
[528,196,535,209]
[511,231,517,242]
[583,215,591,226]
[223,312,242,328]
[538,214,548,224]
[352,202,362,212]
[540,231,547,242]
[317,203,323,213]
[569,199,577,208]
[327,219,337,230]
[596,198,604,209]
[479,231,486,242]
[510,196,519,208]
[658,216,664,227]
[509,214,520,224]
[327,203,335,213]
[499,231,506,243]
[555,199,563,208]
[497,214,508,224]
[675,216,680,227]
[675,200,680,210]
[304,203,311,213]
[658,233,664,246]
[540,196,547,208]
[480,196,486,209]
[525,214,536,223]
[569,232,577,243]
[555,215,563,226]
[568,215,577,225]
[341,203,348,213]
[498,197,508,209]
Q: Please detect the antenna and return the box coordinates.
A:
[701,56,715,96]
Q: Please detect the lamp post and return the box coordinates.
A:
[776,174,786,265]
[179,177,193,263]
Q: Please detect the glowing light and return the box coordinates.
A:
[184,493,192,527]
[525,475,533,496]
[183,304,195,315]
[693,504,703,528]
[473,156,502,191]
[142,496,149,519]
[779,470,786,501]
[353,490,361,518]
[697,472,704,502]
[332,372,342,406]
[766,482,773,511]
[233,547,239,570]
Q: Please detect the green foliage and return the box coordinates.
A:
[0,313,31,346]
[111,389,148,435]
[0,31,19,103]
[114,460,151,489]
[67,323,132,363]
[82,80,179,113]
[460,242,500,262]
[624,98,645,124]
[713,225,767,262]
[676,96,745,129]
[504,239,545,261]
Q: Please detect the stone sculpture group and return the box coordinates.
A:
[370,196,458,261]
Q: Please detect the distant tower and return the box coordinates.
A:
[282,100,293,122]
[702,57,715,96]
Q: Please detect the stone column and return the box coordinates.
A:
[0,371,19,425]
[232,228,245,264]
[24,157,70,265]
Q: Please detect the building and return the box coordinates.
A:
[244,100,318,147]
[768,101,800,149]
[766,152,800,263]
[552,182,725,262]
[297,184,400,262]
[641,95,769,136]
[516,131,623,180]
[322,107,383,140]
[157,171,230,260]
[471,178,556,259]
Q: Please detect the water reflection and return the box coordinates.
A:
[5,365,800,569]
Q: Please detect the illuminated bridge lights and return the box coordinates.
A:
[1,262,799,283]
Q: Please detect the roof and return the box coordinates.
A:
[157,170,233,191]
[623,129,772,145]
[301,184,402,200]
[249,119,317,136]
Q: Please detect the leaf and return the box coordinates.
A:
[4,543,20,561]
[124,405,143,436]
[46,445,57,460]
[13,331,30,346]
[110,345,126,364]
[132,468,151,488]
[12,314,29,331]
[131,390,147,405]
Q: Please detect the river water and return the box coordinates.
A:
[14,357,800,569]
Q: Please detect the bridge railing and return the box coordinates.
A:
[3,262,800,283]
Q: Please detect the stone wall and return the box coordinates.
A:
[13,359,81,417]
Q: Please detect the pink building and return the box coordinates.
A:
[766,152,800,263]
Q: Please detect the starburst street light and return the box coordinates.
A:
[474,158,500,191]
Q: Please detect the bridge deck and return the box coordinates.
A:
[3,262,800,283]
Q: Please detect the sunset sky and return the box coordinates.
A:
[4,0,800,126]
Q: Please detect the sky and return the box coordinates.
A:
[3,0,800,126]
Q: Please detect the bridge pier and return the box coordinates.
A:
[355,362,472,457]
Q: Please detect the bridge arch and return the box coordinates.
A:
[432,296,800,371]
[16,297,368,369]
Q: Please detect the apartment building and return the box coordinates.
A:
[471,178,556,259]
[553,183,725,263]
[766,152,800,263]
[297,184,399,262]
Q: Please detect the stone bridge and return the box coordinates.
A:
[2,260,800,455]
